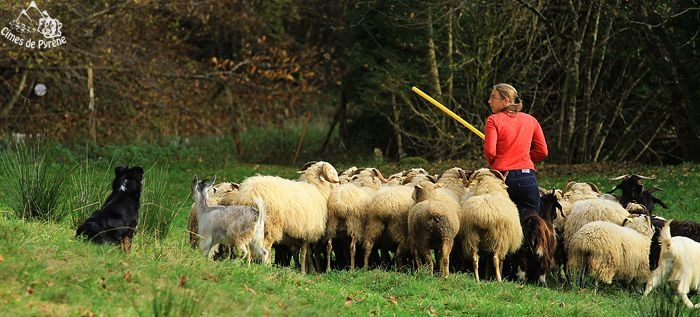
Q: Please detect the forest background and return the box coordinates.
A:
[1,0,698,165]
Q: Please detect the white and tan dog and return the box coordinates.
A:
[644,220,700,308]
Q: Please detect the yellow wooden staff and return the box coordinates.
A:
[411,86,485,140]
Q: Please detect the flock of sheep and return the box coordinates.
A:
[187,161,700,307]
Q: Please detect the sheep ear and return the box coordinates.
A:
[192,174,198,188]
[231,183,240,190]
[322,162,340,183]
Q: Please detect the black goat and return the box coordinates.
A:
[608,174,668,213]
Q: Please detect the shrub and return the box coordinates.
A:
[139,165,188,240]
[0,141,72,221]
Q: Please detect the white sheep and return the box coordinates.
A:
[408,181,460,277]
[567,214,654,286]
[460,168,523,282]
[362,168,434,269]
[644,220,700,308]
[325,167,386,271]
[552,182,602,232]
[192,177,266,264]
[563,198,630,251]
[232,161,339,274]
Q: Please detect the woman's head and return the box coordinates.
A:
[489,83,523,114]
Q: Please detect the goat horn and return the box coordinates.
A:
[633,174,656,180]
[489,169,506,181]
[562,181,575,193]
[371,168,389,183]
[426,174,438,183]
[299,161,318,172]
[647,187,664,193]
[586,182,601,194]
[608,174,630,181]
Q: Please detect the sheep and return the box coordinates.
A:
[460,168,523,282]
[187,181,238,249]
[566,214,654,286]
[192,177,266,264]
[362,168,434,269]
[609,174,668,213]
[407,181,460,277]
[231,161,339,274]
[644,220,700,308]
[325,167,386,271]
[563,198,630,252]
[552,182,601,233]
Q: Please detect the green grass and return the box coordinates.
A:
[1,141,700,316]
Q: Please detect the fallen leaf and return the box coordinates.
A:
[100,277,107,289]
[0,255,4,263]
[123,271,132,283]
[428,306,437,316]
[345,296,353,306]
[388,296,398,305]
[179,275,187,288]
[244,284,257,295]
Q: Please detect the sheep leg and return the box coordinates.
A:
[493,254,502,282]
[349,238,357,271]
[300,243,309,274]
[326,239,333,272]
[363,220,384,269]
[472,251,480,282]
[440,239,454,278]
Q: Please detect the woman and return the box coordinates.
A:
[484,83,548,212]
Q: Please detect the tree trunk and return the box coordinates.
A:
[1,69,29,118]
[426,10,442,97]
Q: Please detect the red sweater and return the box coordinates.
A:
[484,111,548,171]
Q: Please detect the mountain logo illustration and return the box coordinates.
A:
[8,1,62,39]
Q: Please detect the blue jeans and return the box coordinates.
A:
[503,169,541,213]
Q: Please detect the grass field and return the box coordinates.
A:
[1,141,700,316]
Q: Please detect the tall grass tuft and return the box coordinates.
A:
[139,165,187,240]
[135,288,198,317]
[66,159,116,227]
[0,141,72,221]
[636,285,696,317]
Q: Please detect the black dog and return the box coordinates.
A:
[76,166,144,252]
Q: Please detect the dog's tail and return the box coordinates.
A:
[251,196,268,262]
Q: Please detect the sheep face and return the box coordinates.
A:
[299,161,340,184]
[622,214,654,237]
